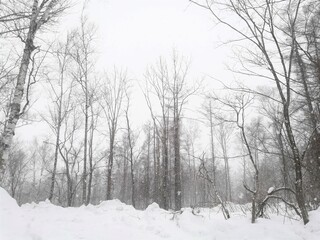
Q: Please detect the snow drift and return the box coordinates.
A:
[0,187,320,240]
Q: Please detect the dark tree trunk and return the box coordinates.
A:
[86,109,94,205]
[173,104,182,210]
[106,132,115,200]
[49,120,61,201]
[283,105,309,224]
[161,118,169,210]
[145,128,151,207]
[121,147,128,202]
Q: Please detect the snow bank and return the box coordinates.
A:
[306,208,320,237]
[0,188,18,211]
[0,188,30,240]
[1,187,320,240]
[96,199,135,211]
[145,202,160,211]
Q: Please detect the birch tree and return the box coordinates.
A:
[0,0,70,171]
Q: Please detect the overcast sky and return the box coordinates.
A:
[17,0,256,153]
[85,0,237,126]
[73,0,235,82]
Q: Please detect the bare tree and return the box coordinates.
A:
[210,93,259,222]
[198,153,230,219]
[0,0,70,171]
[293,1,320,205]
[70,12,96,205]
[31,139,51,202]
[191,0,310,224]
[144,60,171,209]
[144,52,198,210]
[182,122,199,206]
[43,33,74,202]
[216,122,233,202]
[124,91,138,208]
[151,120,161,204]
[101,70,128,200]
[169,53,197,210]
[6,141,29,200]
[0,1,31,36]
[58,105,83,207]
[86,88,101,205]
[258,90,293,200]
[142,122,152,207]
[119,135,129,203]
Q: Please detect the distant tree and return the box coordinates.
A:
[182,122,199,206]
[144,52,198,210]
[141,122,152,207]
[198,153,230,219]
[216,122,233,202]
[124,90,137,208]
[169,53,198,210]
[144,60,171,209]
[101,70,128,200]
[7,142,29,201]
[201,99,217,192]
[211,93,259,222]
[58,105,83,207]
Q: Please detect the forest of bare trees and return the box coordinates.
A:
[0,0,319,226]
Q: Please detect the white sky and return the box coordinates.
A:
[82,0,234,82]
[16,0,260,157]
[84,0,237,127]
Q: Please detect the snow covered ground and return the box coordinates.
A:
[1,188,320,240]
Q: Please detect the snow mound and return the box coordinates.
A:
[1,186,320,240]
[146,202,160,211]
[267,186,275,194]
[97,199,135,211]
[0,187,18,211]
[0,187,30,240]
[306,208,320,236]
